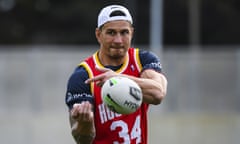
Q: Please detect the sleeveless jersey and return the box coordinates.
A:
[79,48,149,144]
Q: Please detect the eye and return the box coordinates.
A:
[120,30,130,36]
[106,30,116,36]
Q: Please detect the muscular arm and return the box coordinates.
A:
[123,69,167,105]
[69,102,95,144]
[135,50,168,104]
[85,67,167,105]
[66,67,96,144]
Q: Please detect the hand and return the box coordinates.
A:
[70,101,95,142]
[71,101,94,123]
[85,66,119,87]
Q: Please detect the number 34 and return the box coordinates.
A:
[110,115,141,144]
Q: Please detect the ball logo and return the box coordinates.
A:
[123,100,139,110]
[129,86,141,101]
[109,78,118,86]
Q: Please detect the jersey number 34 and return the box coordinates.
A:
[110,115,141,144]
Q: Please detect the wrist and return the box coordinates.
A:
[72,121,95,135]
[71,120,96,143]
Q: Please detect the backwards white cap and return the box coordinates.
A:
[97,5,133,28]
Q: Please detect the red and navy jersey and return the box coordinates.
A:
[65,48,162,144]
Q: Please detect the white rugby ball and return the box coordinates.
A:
[101,76,143,114]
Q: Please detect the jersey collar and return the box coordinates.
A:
[93,51,129,73]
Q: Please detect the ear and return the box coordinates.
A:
[95,28,101,43]
[130,27,134,39]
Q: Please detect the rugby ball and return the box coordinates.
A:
[101,76,143,114]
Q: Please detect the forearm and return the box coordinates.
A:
[69,102,96,144]
[137,78,165,104]
[121,70,167,105]
[71,119,95,144]
[73,134,95,144]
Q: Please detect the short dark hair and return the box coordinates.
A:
[109,10,126,17]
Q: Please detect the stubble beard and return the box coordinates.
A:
[108,48,126,60]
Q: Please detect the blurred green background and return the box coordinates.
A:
[1,0,240,46]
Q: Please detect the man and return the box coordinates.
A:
[65,5,167,144]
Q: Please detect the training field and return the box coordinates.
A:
[0,46,239,144]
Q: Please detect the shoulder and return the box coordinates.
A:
[68,66,89,85]
[138,49,162,73]
[138,49,160,62]
[66,66,90,95]
[65,66,92,109]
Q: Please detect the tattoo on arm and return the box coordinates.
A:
[70,115,95,144]
[73,134,95,144]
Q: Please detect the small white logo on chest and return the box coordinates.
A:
[130,64,135,71]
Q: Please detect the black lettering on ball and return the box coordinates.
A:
[129,87,141,101]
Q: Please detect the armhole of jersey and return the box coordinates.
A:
[78,62,94,95]
[134,48,143,72]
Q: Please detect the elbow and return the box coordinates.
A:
[152,90,167,105]
[143,80,168,105]
[152,95,163,105]
[152,99,161,105]
[154,80,168,105]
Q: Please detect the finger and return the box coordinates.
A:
[82,101,89,114]
[73,103,86,121]
[85,71,109,84]
[85,67,111,84]
[85,102,94,121]
[96,81,104,87]
[71,104,80,118]
[95,66,110,72]
[85,75,103,84]
[80,102,93,121]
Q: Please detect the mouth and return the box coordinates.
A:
[110,46,124,49]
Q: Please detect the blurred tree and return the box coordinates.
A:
[201,0,240,45]
[0,0,239,47]
[163,0,189,46]
[0,0,101,44]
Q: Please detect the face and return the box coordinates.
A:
[96,20,134,61]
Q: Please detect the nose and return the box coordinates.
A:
[113,34,123,43]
